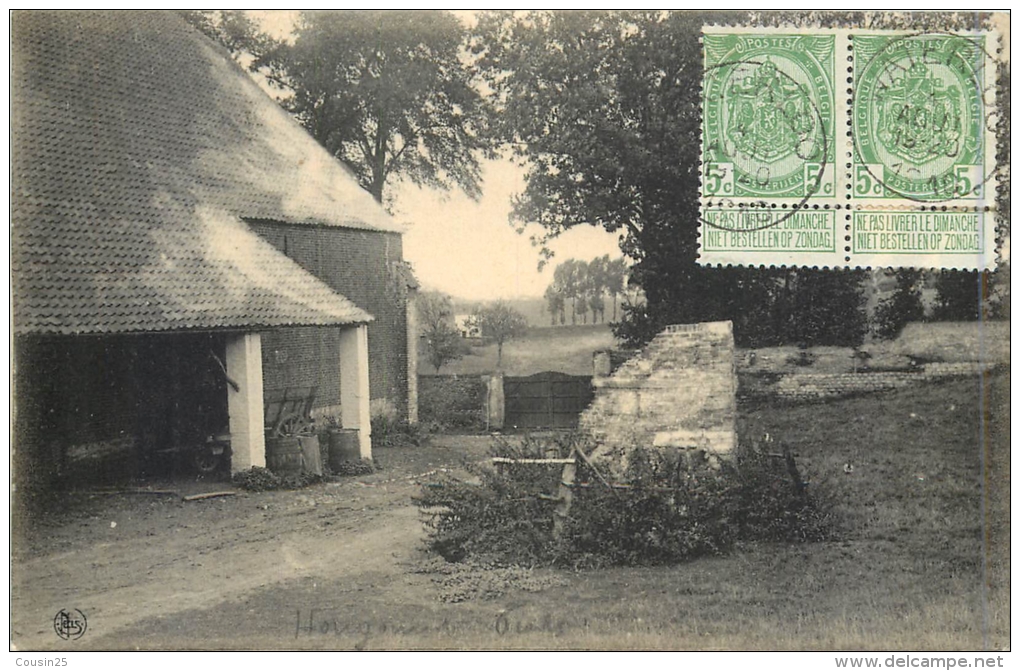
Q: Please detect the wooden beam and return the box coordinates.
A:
[182,491,237,502]
[491,457,576,465]
[553,449,577,540]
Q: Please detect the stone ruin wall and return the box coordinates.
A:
[581,321,738,459]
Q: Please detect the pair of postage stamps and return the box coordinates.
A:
[698,28,1000,270]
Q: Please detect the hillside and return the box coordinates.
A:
[421,324,616,376]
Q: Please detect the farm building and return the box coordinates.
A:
[11,11,418,485]
[455,315,482,339]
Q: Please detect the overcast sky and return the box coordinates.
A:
[252,10,624,301]
[391,160,623,300]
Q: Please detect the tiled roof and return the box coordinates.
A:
[11,11,399,335]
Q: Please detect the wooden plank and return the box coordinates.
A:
[491,457,576,465]
[182,491,238,502]
[553,450,577,540]
[574,445,617,494]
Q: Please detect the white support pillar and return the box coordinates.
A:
[405,288,419,425]
[225,332,266,472]
[339,324,372,460]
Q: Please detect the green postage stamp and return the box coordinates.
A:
[699,27,999,270]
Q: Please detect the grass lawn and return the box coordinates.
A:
[423,324,616,377]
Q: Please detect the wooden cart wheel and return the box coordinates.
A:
[275,412,315,437]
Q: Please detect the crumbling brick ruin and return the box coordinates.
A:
[581,322,738,463]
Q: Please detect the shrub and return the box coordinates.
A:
[231,466,333,491]
[787,350,816,367]
[558,448,742,568]
[414,434,573,565]
[330,459,375,477]
[371,414,430,447]
[415,435,837,568]
[731,444,838,543]
[418,375,486,432]
[232,466,281,492]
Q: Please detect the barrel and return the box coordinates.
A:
[266,436,304,474]
[327,429,361,471]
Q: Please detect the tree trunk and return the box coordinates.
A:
[370,125,388,204]
[496,341,503,368]
[612,294,618,321]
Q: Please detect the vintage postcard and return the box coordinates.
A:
[9,10,1009,659]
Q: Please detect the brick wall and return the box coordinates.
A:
[581,322,738,459]
[249,221,410,418]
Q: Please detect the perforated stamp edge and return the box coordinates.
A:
[697,24,1004,271]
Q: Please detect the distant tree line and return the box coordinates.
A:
[544,256,629,326]
[873,269,991,340]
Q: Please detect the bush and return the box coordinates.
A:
[231,466,331,491]
[415,435,837,568]
[415,434,573,565]
[418,375,487,432]
[558,448,739,568]
[730,444,837,543]
[330,459,375,477]
[232,466,281,492]
[371,414,430,447]
[787,350,816,367]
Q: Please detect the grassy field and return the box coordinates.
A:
[94,372,1009,650]
[423,324,616,376]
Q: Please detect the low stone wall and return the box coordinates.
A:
[739,362,997,402]
[920,361,997,377]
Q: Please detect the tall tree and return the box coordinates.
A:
[473,11,758,344]
[187,10,492,205]
[473,11,915,349]
[605,256,627,322]
[586,255,608,323]
[783,270,869,347]
[474,300,528,368]
[873,270,926,340]
[417,291,467,373]
[574,260,590,324]
[554,259,582,325]
[931,270,982,321]
[544,284,565,326]
[177,10,269,57]
[576,291,590,324]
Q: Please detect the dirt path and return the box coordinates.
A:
[11,438,489,651]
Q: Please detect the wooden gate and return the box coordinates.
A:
[504,372,594,430]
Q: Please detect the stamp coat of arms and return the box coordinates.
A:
[852,32,995,205]
[702,32,837,202]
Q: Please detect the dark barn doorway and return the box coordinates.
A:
[13,332,230,488]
